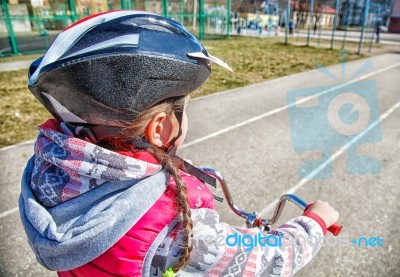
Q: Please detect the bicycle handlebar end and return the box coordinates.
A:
[328,223,342,236]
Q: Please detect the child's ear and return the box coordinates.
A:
[146,112,174,148]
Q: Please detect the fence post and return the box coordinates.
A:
[330,0,340,49]
[33,7,43,34]
[368,6,375,52]
[341,2,353,49]
[68,0,77,22]
[162,0,168,17]
[1,0,18,55]
[285,0,290,44]
[317,12,323,47]
[307,0,314,46]
[199,0,204,39]
[226,0,231,37]
[180,0,184,23]
[357,0,370,55]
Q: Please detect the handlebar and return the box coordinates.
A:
[200,168,342,236]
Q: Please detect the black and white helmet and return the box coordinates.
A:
[28,11,232,128]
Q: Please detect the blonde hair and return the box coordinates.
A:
[99,96,193,272]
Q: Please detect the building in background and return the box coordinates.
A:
[76,0,109,16]
[388,0,400,32]
[339,0,394,28]
[290,1,336,28]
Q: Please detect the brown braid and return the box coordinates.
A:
[145,146,193,272]
[98,96,193,272]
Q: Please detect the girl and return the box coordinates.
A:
[19,11,339,277]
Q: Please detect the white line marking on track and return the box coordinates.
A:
[0,139,35,152]
[258,98,400,218]
[0,207,19,219]
[181,61,400,149]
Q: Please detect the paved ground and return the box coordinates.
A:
[1,52,400,276]
[0,34,58,56]
[235,28,400,46]
[0,60,33,72]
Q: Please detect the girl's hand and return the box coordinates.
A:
[306,200,339,228]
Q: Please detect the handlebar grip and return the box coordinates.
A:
[328,223,342,236]
[304,203,342,236]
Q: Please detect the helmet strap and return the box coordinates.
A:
[164,108,183,152]
[64,123,122,143]
[164,146,221,200]
[162,109,221,199]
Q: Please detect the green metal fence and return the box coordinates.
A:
[0,0,231,56]
[0,0,393,57]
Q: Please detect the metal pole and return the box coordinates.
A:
[1,0,18,55]
[317,12,323,47]
[34,7,43,35]
[227,0,231,37]
[368,6,375,52]
[285,0,290,44]
[162,0,168,17]
[193,0,197,30]
[307,0,314,46]
[199,0,204,39]
[68,0,77,22]
[180,0,184,23]
[341,2,352,49]
[330,0,340,49]
[357,0,371,55]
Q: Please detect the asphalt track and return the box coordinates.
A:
[1,53,400,276]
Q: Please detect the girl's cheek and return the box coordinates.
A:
[176,111,188,148]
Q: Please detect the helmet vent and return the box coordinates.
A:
[121,17,190,37]
[140,24,174,34]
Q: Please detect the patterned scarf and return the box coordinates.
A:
[30,119,162,207]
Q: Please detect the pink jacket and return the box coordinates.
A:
[58,151,216,277]
[21,119,326,277]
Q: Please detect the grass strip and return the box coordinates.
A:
[0,36,360,148]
